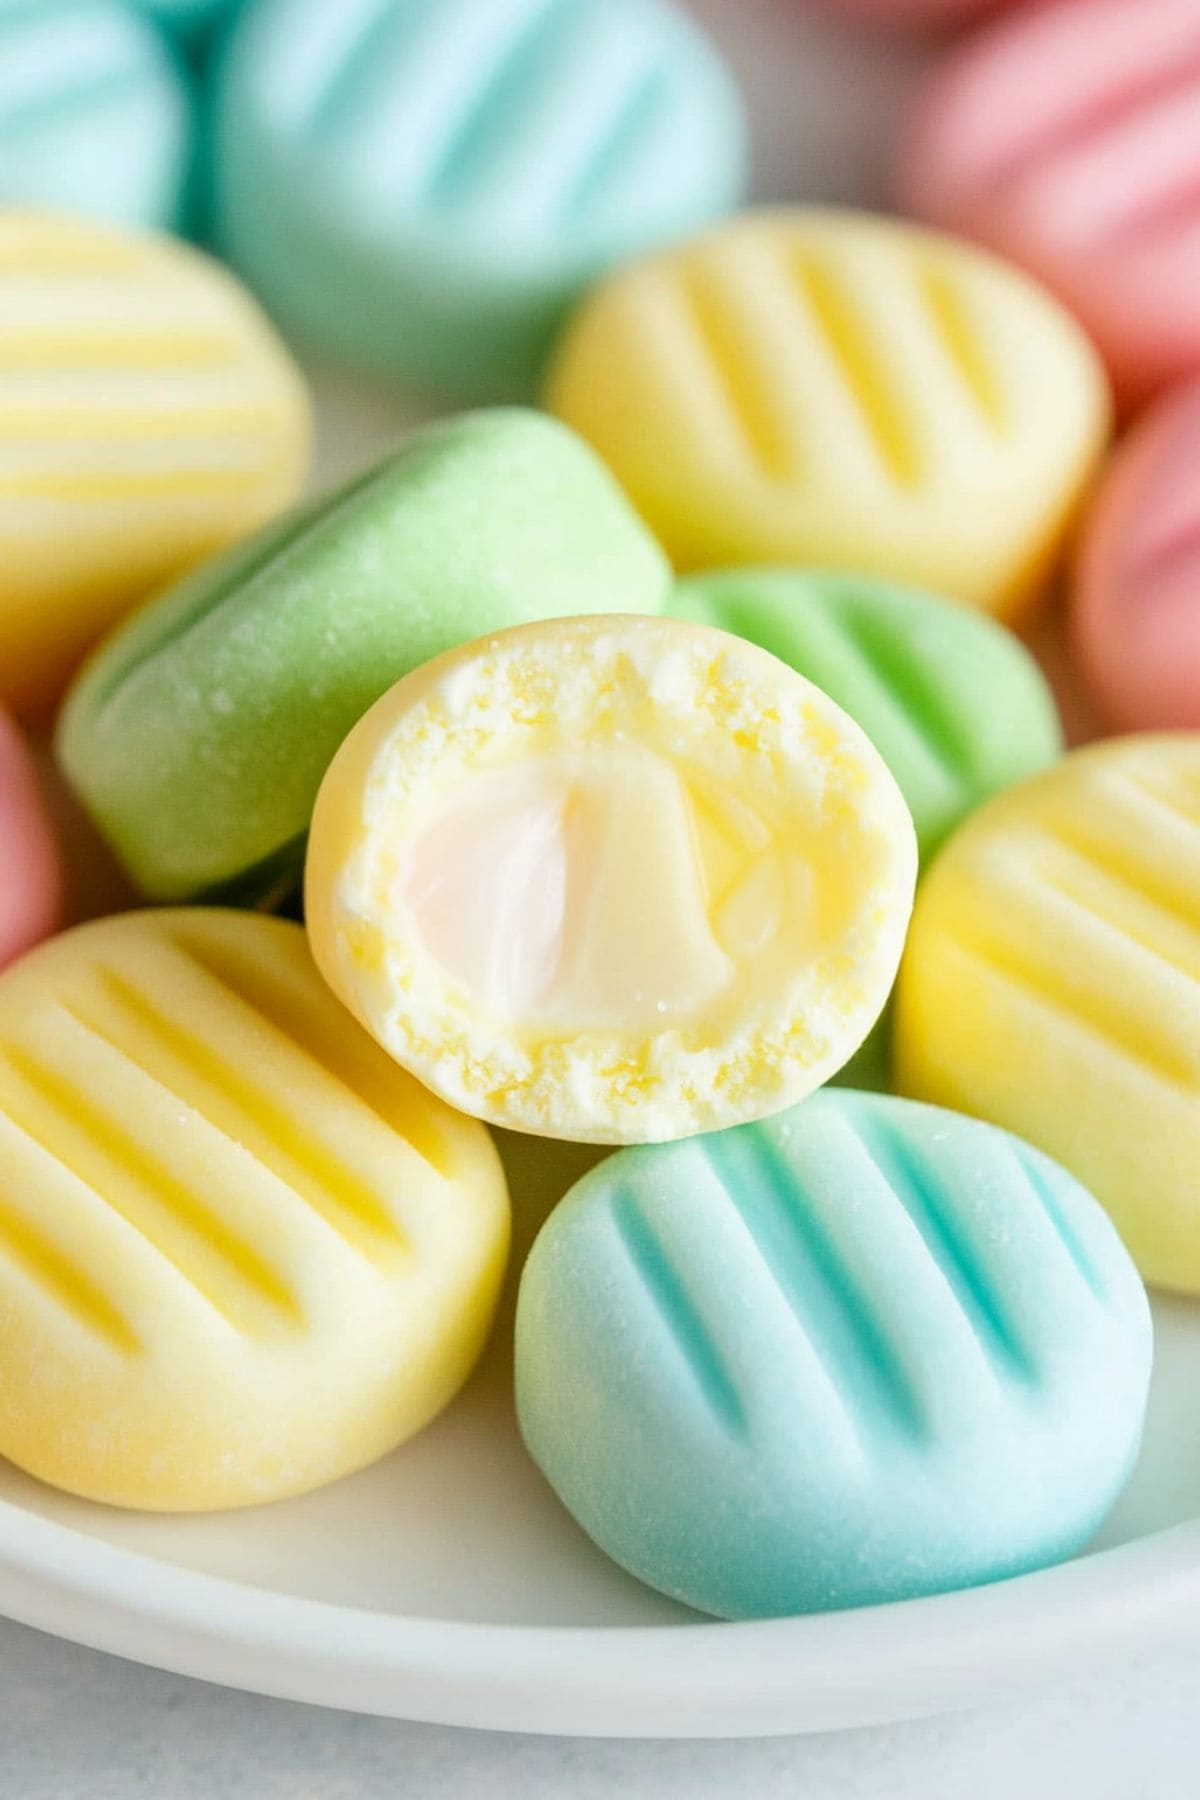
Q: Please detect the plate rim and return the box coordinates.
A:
[1,1493,1199,1737]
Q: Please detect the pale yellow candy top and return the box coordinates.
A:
[0,212,310,717]
[546,209,1111,621]
[895,735,1200,1294]
[0,908,508,1510]
[306,615,917,1143]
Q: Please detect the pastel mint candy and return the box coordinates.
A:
[57,409,670,904]
[670,568,1062,867]
[0,0,193,229]
[212,0,746,399]
[516,1090,1151,1619]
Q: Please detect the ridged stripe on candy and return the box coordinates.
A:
[702,1125,927,1440]
[845,1109,1033,1379]
[421,0,603,207]
[1125,765,1200,836]
[292,0,678,231]
[559,61,668,222]
[303,0,439,143]
[794,255,923,487]
[0,469,280,506]
[0,407,294,444]
[643,234,1012,500]
[0,1038,302,1332]
[915,264,1005,428]
[608,1186,747,1436]
[1006,1140,1107,1302]
[832,602,974,781]
[675,259,798,481]
[0,1115,141,1351]
[0,215,149,270]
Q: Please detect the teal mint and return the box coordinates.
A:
[57,408,670,903]
[516,1091,1151,1620]
[0,0,193,229]
[670,568,1063,867]
[212,0,746,400]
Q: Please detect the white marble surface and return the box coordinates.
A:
[2,1617,1198,1800]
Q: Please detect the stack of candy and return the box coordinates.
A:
[4,0,1200,1626]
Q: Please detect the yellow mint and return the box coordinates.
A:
[305,615,918,1144]
[0,909,508,1511]
[896,735,1200,1294]
[546,208,1111,622]
[0,210,310,718]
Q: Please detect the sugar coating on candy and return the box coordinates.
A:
[0,711,61,972]
[515,1089,1151,1619]
[57,410,669,903]
[1073,379,1200,731]
[896,735,1200,1294]
[306,615,917,1143]
[0,0,193,229]
[546,209,1110,620]
[0,211,310,720]
[670,567,1062,865]
[899,0,1200,412]
[214,0,746,399]
[0,908,509,1511]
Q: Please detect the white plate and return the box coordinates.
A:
[1,1128,1198,1738]
[8,0,1200,1742]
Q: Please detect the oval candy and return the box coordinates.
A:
[0,908,509,1510]
[900,0,1200,412]
[896,735,1200,1293]
[214,0,746,399]
[515,1089,1151,1618]
[546,209,1110,621]
[0,211,310,720]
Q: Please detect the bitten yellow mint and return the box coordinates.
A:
[306,616,918,1144]
[0,908,509,1510]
